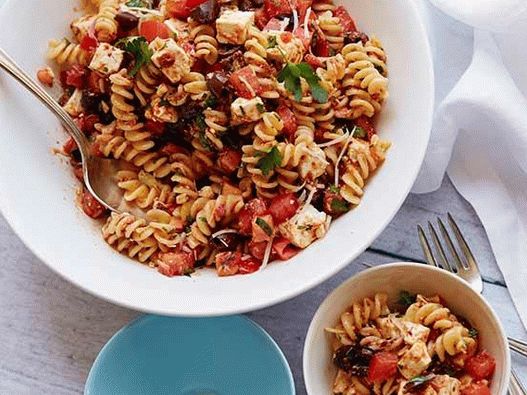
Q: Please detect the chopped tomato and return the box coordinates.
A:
[313,31,331,57]
[252,214,274,243]
[333,6,357,33]
[82,114,100,135]
[81,189,106,219]
[294,0,313,20]
[91,141,104,157]
[269,192,299,224]
[37,68,54,87]
[157,251,195,277]
[160,143,186,156]
[280,31,293,43]
[80,34,98,51]
[217,148,242,174]
[368,352,398,382]
[354,116,376,140]
[166,0,208,19]
[276,104,297,141]
[466,351,496,380]
[254,8,270,30]
[264,0,291,19]
[238,198,268,235]
[461,383,492,395]
[272,237,300,260]
[215,251,242,276]
[263,17,283,31]
[63,137,78,155]
[139,19,170,42]
[145,119,165,136]
[87,71,105,94]
[238,255,262,274]
[64,64,86,89]
[229,66,262,99]
[304,53,324,69]
[248,240,269,261]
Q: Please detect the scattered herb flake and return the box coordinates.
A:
[126,0,151,7]
[405,375,435,391]
[267,35,278,48]
[398,290,416,308]
[199,131,214,152]
[204,95,218,108]
[159,98,170,107]
[116,36,153,76]
[199,216,207,223]
[354,126,367,139]
[184,225,192,234]
[330,199,350,214]
[255,217,273,236]
[256,102,265,113]
[468,328,478,338]
[183,268,194,277]
[329,184,340,193]
[256,146,282,176]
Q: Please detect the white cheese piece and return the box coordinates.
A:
[299,144,328,181]
[89,43,124,75]
[63,89,84,117]
[402,321,431,346]
[398,340,432,380]
[150,38,191,83]
[230,97,264,125]
[216,10,254,45]
[70,14,96,42]
[279,204,328,248]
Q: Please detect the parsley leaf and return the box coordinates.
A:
[267,35,278,49]
[297,62,328,104]
[195,114,214,151]
[255,217,273,236]
[329,185,340,193]
[195,114,207,131]
[199,131,214,152]
[468,328,478,338]
[404,375,435,391]
[204,95,218,109]
[126,0,151,7]
[354,126,367,139]
[330,199,350,214]
[398,290,416,308]
[256,146,282,176]
[116,36,153,77]
[277,63,303,101]
[256,102,265,113]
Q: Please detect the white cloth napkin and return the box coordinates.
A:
[412,0,527,328]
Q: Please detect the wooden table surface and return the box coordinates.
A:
[1,177,526,394]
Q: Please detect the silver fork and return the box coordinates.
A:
[418,213,527,395]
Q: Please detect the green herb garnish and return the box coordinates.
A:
[256,146,282,176]
[204,95,218,109]
[330,199,350,214]
[354,126,367,139]
[329,184,340,193]
[116,36,153,77]
[256,102,265,113]
[468,328,478,338]
[406,375,435,389]
[125,0,151,7]
[398,290,416,308]
[183,268,194,277]
[255,217,273,236]
[159,98,170,107]
[277,62,328,103]
[267,35,278,49]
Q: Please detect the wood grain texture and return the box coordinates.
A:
[0,179,526,395]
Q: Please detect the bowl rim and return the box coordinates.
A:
[0,0,435,317]
[302,262,512,395]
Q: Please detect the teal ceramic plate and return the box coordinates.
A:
[85,315,295,395]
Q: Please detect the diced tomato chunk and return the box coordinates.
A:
[333,6,357,33]
[157,251,195,277]
[80,34,98,51]
[160,143,186,156]
[295,0,313,20]
[215,251,242,276]
[145,119,166,136]
[139,19,170,42]
[252,214,274,243]
[87,70,105,94]
[354,115,376,140]
[238,198,268,235]
[166,0,208,19]
[272,237,300,260]
[238,255,262,274]
[82,114,100,135]
[276,104,297,141]
[313,31,331,57]
[304,53,324,69]
[280,31,293,43]
[248,240,269,261]
[466,351,496,380]
[368,352,398,382]
[229,66,261,99]
[81,189,106,219]
[461,383,492,395]
[217,148,242,174]
[269,192,299,224]
[254,8,270,30]
[264,0,292,18]
[263,17,283,31]
[63,137,78,155]
[64,65,86,89]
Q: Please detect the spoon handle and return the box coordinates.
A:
[0,47,89,152]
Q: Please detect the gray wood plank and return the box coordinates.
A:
[370,177,505,284]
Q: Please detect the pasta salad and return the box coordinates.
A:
[42,0,390,277]
[326,293,496,395]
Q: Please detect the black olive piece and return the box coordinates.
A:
[211,233,242,251]
[333,345,374,377]
[190,0,217,24]
[81,91,101,114]
[115,11,139,31]
[239,0,263,10]
[344,31,369,45]
[70,149,82,163]
[206,71,230,98]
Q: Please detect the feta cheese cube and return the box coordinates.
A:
[63,89,84,117]
[279,204,328,248]
[299,144,328,180]
[70,14,96,42]
[397,340,432,379]
[230,97,264,125]
[402,321,431,346]
[216,10,254,45]
[89,43,124,75]
[150,38,191,83]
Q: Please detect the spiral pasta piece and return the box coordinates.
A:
[190,25,219,65]
[182,71,209,101]
[94,0,118,42]
[47,39,90,66]
[117,170,174,209]
[134,63,162,107]
[318,11,344,51]
[254,111,284,142]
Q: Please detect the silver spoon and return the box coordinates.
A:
[0,47,127,213]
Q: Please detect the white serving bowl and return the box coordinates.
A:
[303,263,511,395]
[0,1,433,316]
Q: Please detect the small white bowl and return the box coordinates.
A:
[303,263,511,395]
